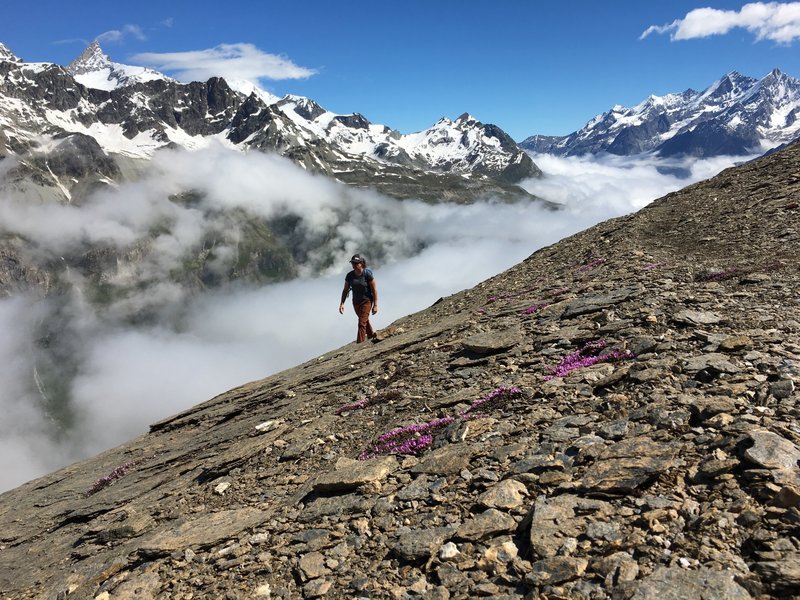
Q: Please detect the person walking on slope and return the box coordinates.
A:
[339,254,379,343]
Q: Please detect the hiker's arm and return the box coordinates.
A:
[339,281,350,314]
[370,279,378,314]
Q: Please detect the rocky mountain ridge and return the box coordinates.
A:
[67,41,174,91]
[521,69,800,158]
[0,140,797,598]
[0,41,540,205]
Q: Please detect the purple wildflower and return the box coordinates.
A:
[359,416,455,460]
[544,340,633,380]
[336,389,403,415]
[85,462,134,496]
[359,386,525,460]
[643,262,667,271]
[521,303,549,315]
[461,385,522,418]
[335,397,369,415]
[577,258,605,273]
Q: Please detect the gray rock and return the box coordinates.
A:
[754,553,800,593]
[591,551,639,583]
[526,556,588,586]
[632,566,750,599]
[744,430,800,471]
[560,287,640,318]
[673,310,723,325]
[596,419,630,440]
[581,437,678,494]
[628,336,658,356]
[299,495,373,523]
[137,508,265,555]
[770,379,795,399]
[462,328,521,354]
[436,563,467,589]
[303,578,332,598]
[397,475,434,501]
[528,495,612,558]
[718,335,753,351]
[584,520,622,542]
[313,456,398,492]
[683,353,740,375]
[297,551,330,580]
[689,396,738,419]
[290,529,332,552]
[411,445,471,475]
[455,509,516,540]
[476,479,528,510]
[390,527,456,561]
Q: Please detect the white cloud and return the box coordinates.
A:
[0,147,752,492]
[97,24,147,44]
[132,43,317,83]
[0,296,67,491]
[520,153,754,212]
[641,1,800,44]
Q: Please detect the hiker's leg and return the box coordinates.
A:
[353,301,371,343]
[365,308,375,339]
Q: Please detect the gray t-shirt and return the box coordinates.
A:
[346,268,374,304]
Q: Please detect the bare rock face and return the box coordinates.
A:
[580,436,679,493]
[1,143,800,597]
[632,566,751,599]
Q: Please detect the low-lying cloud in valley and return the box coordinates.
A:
[0,146,756,491]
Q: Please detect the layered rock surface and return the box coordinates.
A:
[0,143,798,598]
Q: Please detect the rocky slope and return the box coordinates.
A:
[0,142,798,599]
[521,69,800,158]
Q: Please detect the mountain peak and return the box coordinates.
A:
[762,67,788,83]
[0,41,21,63]
[67,41,111,75]
[65,42,173,91]
[456,112,478,125]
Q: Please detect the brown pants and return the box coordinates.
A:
[353,300,375,343]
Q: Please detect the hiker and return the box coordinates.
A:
[339,253,378,343]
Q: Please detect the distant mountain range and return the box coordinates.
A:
[4,40,797,208]
[0,41,541,204]
[521,69,800,158]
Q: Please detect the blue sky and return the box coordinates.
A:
[2,1,799,139]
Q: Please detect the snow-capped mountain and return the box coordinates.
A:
[66,41,173,91]
[0,41,540,204]
[276,98,536,185]
[521,69,800,158]
[0,42,20,63]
